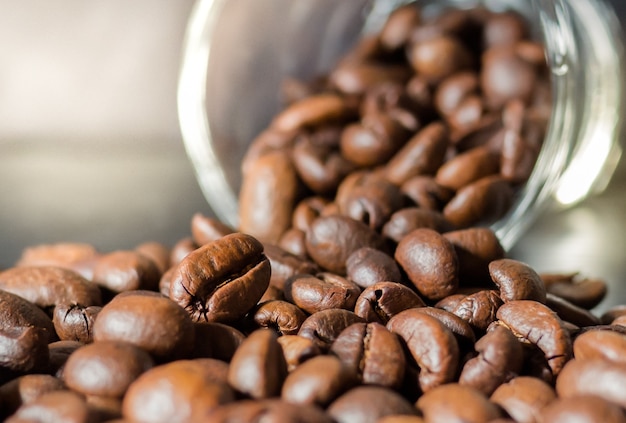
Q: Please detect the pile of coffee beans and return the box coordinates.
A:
[2,4,626,423]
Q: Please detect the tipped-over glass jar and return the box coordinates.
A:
[177,0,624,250]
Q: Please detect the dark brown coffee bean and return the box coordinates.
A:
[0,290,56,374]
[93,294,194,362]
[298,309,364,352]
[602,305,626,325]
[7,390,92,423]
[385,122,449,185]
[346,247,402,288]
[413,306,476,351]
[0,375,65,419]
[305,215,386,275]
[435,146,500,191]
[541,273,607,310]
[434,72,479,117]
[277,335,321,372]
[401,176,454,211]
[52,304,101,344]
[292,196,330,233]
[123,359,235,423]
[169,233,270,323]
[496,300,572,376]
[281,355,356,406]
[192,322,244,362]
[206,399,334,423]
[387,308,459,391]
[0,266,101,311]
[271,93,354,132]
[330,63,412,96]
[277,228,308,259]
[284,273,360,314]
[574,330,626,365]
[328,386,418,423]
[239,150,300,244]
[92,250,161,293]
[459,325,522,396]
[382,208,454,243]
[263,243,319,291]
[408,36,471,82]
[395,228,459,301]
[241,127,298,176]
[546,293,601,327]
[489,258,546,303]
[539,395,626,423]
[64,341,153,398]
[434,293,467,312]
[556,359,626,409]
[330,322,405,389]
[47,341,82,379]
[443,175,514,228]
[354,281,425,324]
[190,213,234,246]
[135,241,170,276]
[379,4,421,50]
[249,300,307,336]
[452,290,503,332]
[259,284,284,303]
[418,384,501,422]
[491,376,556,423]
[158,267,175,297]
[227,329,287,399]
[481,47,537,109]
[17,243,99,280]
[169,237,197,267]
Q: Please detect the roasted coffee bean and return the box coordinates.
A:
[284,273,360,314]
[264,243,319,291]
[277,335,321,372]
[459,325,523,395]
[408,35,472,82]
[395,228,459,301]
[190,213,234,246]
[192,322,244,362]
[329,63,412,96]
[496,300,572,376]
[556,359,626,408]
[434,71,479,117]
[538,395,626,423]
[0,290,56,374]
[385,122,449,186]
[602,305,626,325]
[277,228,308,259]
[249,300,307,335]
[305,215,386,275]
[546,293,601,327]
[52,303,101,343]
[93,294,194,362]
[490,376,556,423]
[6,390,93,423]
[92,250,161,293]
[444,227,505,286]
[413,306,476,351]
[169,237,197,267]
[0,266,101,311]
[135,241,170,276]
[64,341,154,398]
[574,330,626,365]
[378,417,425,423]
[434,293,467,312]
[354,281,425,324]
[169,233,270,323]
[271,93,354,133]
[418,384,502,422]
[401,175,454,211]
[123,359,235,423]
[484,11,528,48]
[387,308,459,391]
[227,329,287,399]
[298,309,365,352]
[330,322,405,389]
[158,267,175,296]
[259,284,284,303]
[241,127,298,175]
[47,341,83,379]
[541,273,607,310]
[85,395,123,422]
[17,243,99,280]
[281,355,356,406]
[292,196,329,233]
[481,46,538,109]
[379,4,421,51]
[345,247,402,288]
[452,290,503,332]
[435,146,500,191]
[382,208,454,243]
[327,386,418,423]
[489,259,547,303]
[0,374,65,419]
[206,399,334,423]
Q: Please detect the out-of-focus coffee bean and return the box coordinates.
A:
[354,281,425,324]
[434,293,467,312]
[92,250,161,294]
[227,329,287,399]
[206,399,334,423]
[0,266,101,311]
[0,375,65,419]
[281,355,356,406]
[380,4,421,51]
[135,241,170,276]
[382,208,454,243]
[490,376,556,423]
[447,94,484,131]
[190,213,234,246]
[47,341,82,379]
[298,309,365,352]
[459,325,522,395]
[241,127,299,177]
[435,146,500,191]
[263,243,319,291]
[169,233,270,323]
[6,390,92,423]
[277,228,308,259]
[123,359,235,423]
[259,284,284,303]
[330,63,412,96]
[496,300,572,376]
[401,176,454,211]
[484,11,529,48]
[418,383,502,422]
[489,259,547,303]
[538,395,626,423]
[93,294,194,362]
[192,322,244,362]
[277,335,321,372]
[64,341,153,398]
[169,237,197,267]
[602,305,626,325]
[413,306,476,351]
[408,36,472,82]
[434,72,479,117]
[346,248,402,288]
[378,417,425,423]
[387,308,459,391]
[556,359,626,408]
[573,330,626,365]
[328,386,418,423]
[541,273,607,310]
[249,300,307,335]
[452,290,503,332]
[395,228,459,301]
[546,293,601,327]
[284,273,360,314]
[271,93,354,133]
[16,243,99,280]
[292,196,329,233]
[305,215,386,275]
[481,47,537,109]
[385,122,449,186]
[52,304,101,344]
[444,227,505,286]
[239,150,300,244]
[330,322,405,389]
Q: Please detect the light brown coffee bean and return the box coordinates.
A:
[417,384,502,422]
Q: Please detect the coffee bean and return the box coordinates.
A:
[330,63,412,96]
[435,146,500,191]
[484,11,529,48]
[379,4,421,51]
[7,390,92,423]
[489,259,547,303]
[490,376,556,423]
[292,196,329,232]
[354,281,425,324]
[413,306,476,351]
[382,208,454,243]
[206,399,334,423]
[135,241,171,276]
[417,384,502,422]
[271,93,354,133]
[277,228,309,259]
[47,341,83,379]
[190,213,234,246]
[452,289,503,332]
[546,293,601,327]
[328,386,418,423]
[346,247,402,288]
[92,250,161,294]
[169,237,197,267]
[277,335,321,372]
[481,46,537,109]
[408,36,472,82]
[0,374,65,419]
[16,243,99,280]
[444,227,505,286]
[284,273,360,314]
[401,175,454,211]
[434,293,467,312]
[539,395,626,423]
[556,359,626,408]
[52,303,101,344]
[298,309,365,352]
[263,243,319,291]
[192,322,244,362]
[169,233,270,323]
[574,330,626,365]
[541,273,607,310]
[249,300,307,335]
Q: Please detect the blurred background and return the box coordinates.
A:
[1,0,625,311]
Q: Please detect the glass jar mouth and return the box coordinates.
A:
[178,0,624,250]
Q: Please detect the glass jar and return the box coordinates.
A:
[177,0,624,250]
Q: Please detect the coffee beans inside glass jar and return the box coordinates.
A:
[2,4,626,423]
